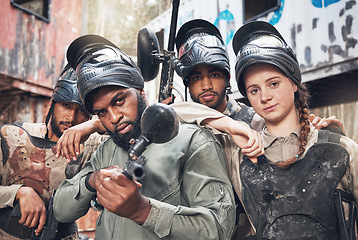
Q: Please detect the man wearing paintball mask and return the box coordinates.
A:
[0,64,104,239]
[53,34,239,240]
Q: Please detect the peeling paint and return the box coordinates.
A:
[328,22,336,42]
[0,1,83,93]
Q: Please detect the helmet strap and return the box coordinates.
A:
[44,101,55,139]
[226,85,232,94]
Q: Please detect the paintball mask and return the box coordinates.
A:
[233,21,301,97]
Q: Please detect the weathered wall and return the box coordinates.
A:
[0,0,83,90]
[0,0,85,124]
[311,101,358,143]
[145,0,358,101]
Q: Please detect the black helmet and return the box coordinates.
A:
[233,21,301,97]
[175,19,231,88]
[51,64,83,107]
[45,64,90,127]
[66,34,144,114]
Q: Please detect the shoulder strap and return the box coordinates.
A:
[317,129,341,144]
[12,121,23,127]
[231,105,256,125]
[0,127,9,166]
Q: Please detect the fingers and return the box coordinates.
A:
[249,157,257,164]
[309,114,316,123]
[56,129,83,161]
[34,210,47,235]
[241,131,264,158]
[309,114,325,128]
[311,114,345,133]
[160,96,175,105]
[74,133,82,158]
[96,169,136,211]
[17,187,46,233]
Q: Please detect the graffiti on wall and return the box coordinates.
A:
[312,0,341,8]
[214,8,235,45]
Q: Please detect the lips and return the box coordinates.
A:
[200,92,216,102]
[116,123,132,135]
[60,123,73,130]
[263,104,277,112]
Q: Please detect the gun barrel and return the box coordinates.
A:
[167,0,180,51]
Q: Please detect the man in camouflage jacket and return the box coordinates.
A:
[0,65,105,240]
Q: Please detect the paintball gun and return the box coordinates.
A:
[123,103,179,180]
[39,191,59,240]
[91,103,179,211]
[137,0,182,103]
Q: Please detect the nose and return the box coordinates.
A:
[201,76,213,91]
[107,106,123,125]
[260,89,272,103]
[66,110,75,123]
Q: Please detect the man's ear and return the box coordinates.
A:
[137,89,148,104]
[137,89,145,96]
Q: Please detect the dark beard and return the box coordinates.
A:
[108,92,147,151]
[50,115,64,138]
[190,89,227,110]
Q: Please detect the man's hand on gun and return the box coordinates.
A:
[15,186,47,236]
[88,166,151,225]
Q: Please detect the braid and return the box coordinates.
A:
[275,84,311,169]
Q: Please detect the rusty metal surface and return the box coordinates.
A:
[0,1,83,87]
[0,0,84,122]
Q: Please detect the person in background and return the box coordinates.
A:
[0,64,104,240]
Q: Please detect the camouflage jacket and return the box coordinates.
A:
[0,122,106,208]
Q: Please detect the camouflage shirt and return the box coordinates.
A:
[0,122,106,208]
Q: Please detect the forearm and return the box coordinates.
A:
[91,118,107,134]
[53,154,100,222]
[53,174,95,222]
[0,184,22,208]
[143,197,235,240]
[202,115,247,134]
[172,102,225,126]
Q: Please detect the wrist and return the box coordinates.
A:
[15,186,29,200]
[132,196,151,225]
[94,119,106,134]
[85,172,96,192]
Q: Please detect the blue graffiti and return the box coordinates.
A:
[269,0,284,25]
[311,0,341,8]
[214,9,235,45]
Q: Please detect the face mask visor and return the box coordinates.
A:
[236,34,295,61]
[178,33,225,58]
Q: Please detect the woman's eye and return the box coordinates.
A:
[249,88,258,95]
[270,81,279,87]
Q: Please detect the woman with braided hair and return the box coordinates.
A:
[179,21,358,239]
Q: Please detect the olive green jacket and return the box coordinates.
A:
[54,123,235,240]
